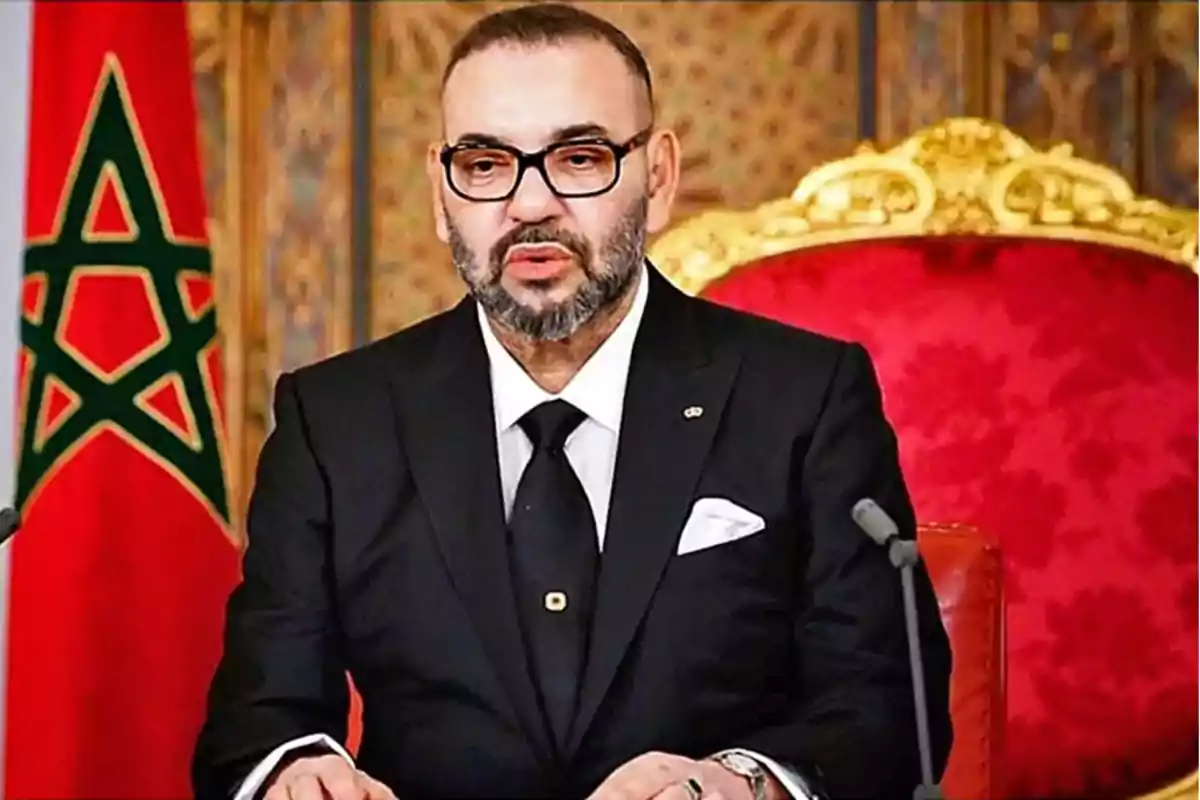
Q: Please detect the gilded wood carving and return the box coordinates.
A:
[650,117,1198,296]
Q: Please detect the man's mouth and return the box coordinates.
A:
[503,243,576,281]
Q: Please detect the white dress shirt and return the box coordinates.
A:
[235,266,814,799]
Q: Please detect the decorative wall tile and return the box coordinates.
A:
[1142,1,1198,207]
[987,1,1137,177]
[874,1,986,145]
[263,3,354,375]
[188,2,248,533]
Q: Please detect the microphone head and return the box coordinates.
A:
[852,498,898,546]
[0,507,17,545]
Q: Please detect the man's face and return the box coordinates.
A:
[430,39,678,341]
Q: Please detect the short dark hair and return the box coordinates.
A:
[443,3,654,117]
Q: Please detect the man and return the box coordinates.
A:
[193,5,952,800]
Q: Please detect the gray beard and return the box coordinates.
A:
[447,197,648,341]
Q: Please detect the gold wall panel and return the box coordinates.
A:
[986,1,1138,178]
[262,3,354,375]
[369,1,862,338]
[874,1,986,146]
[877,1,1195,208]
[187,2,354,528]
[1142,1,1197,207]
[188,2,251,534]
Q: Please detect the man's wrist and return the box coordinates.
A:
[718,764,785,800]
[257,743,336,798]
[708,751,769,800]
[708,748,821,800]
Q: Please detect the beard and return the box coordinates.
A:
[446,196,648,341]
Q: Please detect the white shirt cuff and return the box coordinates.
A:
[232,733,354,800]
[717,748,819,799]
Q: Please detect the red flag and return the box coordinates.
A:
[5,2,240,796]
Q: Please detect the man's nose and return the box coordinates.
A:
[507,165,564,222]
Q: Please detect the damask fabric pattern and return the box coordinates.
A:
[700,238,1197,799]
[369,1,861,338]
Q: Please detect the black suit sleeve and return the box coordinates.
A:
[192,372,349,799]
[733,343,952,798]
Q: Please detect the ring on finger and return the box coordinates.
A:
[683,777,703,800]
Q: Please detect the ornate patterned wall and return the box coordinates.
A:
[186,2,246,530]
[1143,1,1197,207]
[873,2,988,141]
[872,0,1197,206]
[186,2,353,530]
[185,0,1197,523]
[988,2,1140,177]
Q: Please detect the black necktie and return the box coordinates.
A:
[507,399,599,750]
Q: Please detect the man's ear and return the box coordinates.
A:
[644,128,681,236]
[426,143,449,243]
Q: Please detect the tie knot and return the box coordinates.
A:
[518,400,586,452]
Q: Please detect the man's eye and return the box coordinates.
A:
[466,159,498,173]
[553,145,612,172]
[567,153,600,166]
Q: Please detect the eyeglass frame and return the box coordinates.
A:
[438,127,654,203]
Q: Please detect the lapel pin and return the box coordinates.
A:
[683,405,704,419]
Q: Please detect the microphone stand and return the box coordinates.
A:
[886,538,942,800]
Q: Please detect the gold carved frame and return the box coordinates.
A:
[649,117,1199,295]
[650,117,1198,800]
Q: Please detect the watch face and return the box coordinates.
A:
[721,752,762,777]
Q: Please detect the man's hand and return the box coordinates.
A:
[264,754,397,800]
[586,751,755,800]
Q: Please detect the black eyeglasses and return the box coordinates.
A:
[439,128,653,202]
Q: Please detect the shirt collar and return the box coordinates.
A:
[478,262,649,435]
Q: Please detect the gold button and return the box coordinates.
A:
[544,591,568,612]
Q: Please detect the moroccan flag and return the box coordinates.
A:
[3,2,240,797]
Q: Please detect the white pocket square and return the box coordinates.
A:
[676,497,766,556]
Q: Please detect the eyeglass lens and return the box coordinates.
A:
[448,142,619,200]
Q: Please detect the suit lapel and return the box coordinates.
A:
[386,299,554,762]
[568,269,741,756]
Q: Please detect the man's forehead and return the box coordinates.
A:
[441,40,643,145]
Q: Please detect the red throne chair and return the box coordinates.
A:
[649,118,1199,800]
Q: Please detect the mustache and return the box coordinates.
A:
[488,223,592,274]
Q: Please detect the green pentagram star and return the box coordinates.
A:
[17,64,229,525]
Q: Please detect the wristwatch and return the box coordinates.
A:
[711,751,768,800]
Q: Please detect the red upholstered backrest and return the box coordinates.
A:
[920,524,1004,799]
[701,236,1197,799]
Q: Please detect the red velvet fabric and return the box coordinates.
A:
[700,237,1197,799]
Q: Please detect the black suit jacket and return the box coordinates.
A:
[193,267,952,799]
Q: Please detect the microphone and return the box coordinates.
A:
[0,507,20,547]
[851,497,901,548]
[851,498,941,800]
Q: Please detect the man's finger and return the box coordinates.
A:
[650,784,693,800]
[286,773,327,800]
[651,777,708,800]
[602,755,695,799]
[319,764,368,800]
[358,771,399,800]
